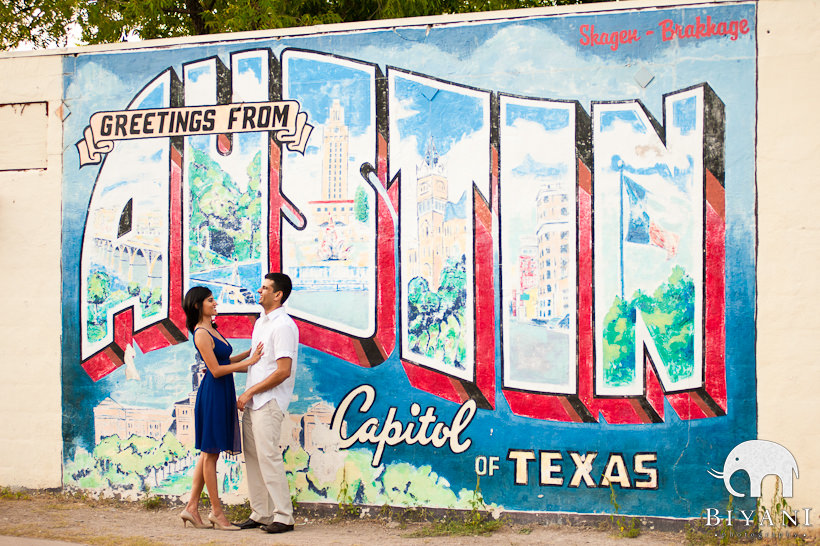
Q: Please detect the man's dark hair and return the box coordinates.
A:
[265,272,292,303]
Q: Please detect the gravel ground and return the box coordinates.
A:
[0,490,702,545]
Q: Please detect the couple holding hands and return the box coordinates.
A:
[179,272,299,534]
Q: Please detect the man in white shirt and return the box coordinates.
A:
[235,272,299,534]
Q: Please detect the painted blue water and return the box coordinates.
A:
[105,339,251,410]
[190,262,263,302]
[289,289,370,331]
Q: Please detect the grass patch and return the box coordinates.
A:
[403,477,504,538]
[608,485,640,538]
[224,499,252,523]
[0,486,30,500]
[403,513,504,538]
[0,525,164,546]
[83,537,166,546]
[331,468,361,521]
[142,496,163,511]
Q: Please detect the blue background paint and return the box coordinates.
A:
[61,2,757,518]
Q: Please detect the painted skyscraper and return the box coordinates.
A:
[535,181,572,321]
[410,139,468,289]
[311,99,353,227]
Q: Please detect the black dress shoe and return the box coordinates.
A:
[234,518,263,529]
[262,522,294,534]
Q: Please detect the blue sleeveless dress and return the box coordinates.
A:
[193,328,241,454]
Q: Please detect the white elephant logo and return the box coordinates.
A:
[708,440,798,498]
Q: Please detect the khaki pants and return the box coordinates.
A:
[242,400,294,525]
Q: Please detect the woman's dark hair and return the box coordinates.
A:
[183,286,212,334]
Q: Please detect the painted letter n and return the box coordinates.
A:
[584,83,726,424]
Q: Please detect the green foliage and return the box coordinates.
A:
[64,432,200,493]
[142,495,163,510]
[86,269,162,341]
[141,287,163,314]
[404,477,503,538]
[86,322,107,343]
[768,476,799,538]
[602,265,695,387]
[284,444,309,469]
[380,463,459,507]
[87,271,111,309]
[333,466,361,520]
[65,432,500,530]
[354,185,369,223]
[0,0,74,49]
[285,443,478,511]
[86,270,113,340]
[608,484,640,538]
[0,486,30,500]
[188,147,262,269]
[407,256,467,369]
[224,500,252,522]
[3,0,584,50]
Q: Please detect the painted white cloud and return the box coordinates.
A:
[390,96,423,123]
[65,61,129,104]
[232,66,267,102]
[96,139,169,209]
[336,19,749,123]
[504,118,573,177]
[439,127,491,201]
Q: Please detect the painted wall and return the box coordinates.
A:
[0,0,818,524]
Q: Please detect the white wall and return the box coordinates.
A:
[757,0,820,523]
[0,53,64,487]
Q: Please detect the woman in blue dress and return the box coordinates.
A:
[179,286,263,531]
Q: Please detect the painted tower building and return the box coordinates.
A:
[535,182,572,321]
[410,139,468,289]
[310,99,354,227]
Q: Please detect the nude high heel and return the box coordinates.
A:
[180,509,211,529]
[208,512,240,531]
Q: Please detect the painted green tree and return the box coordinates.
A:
[65,432,197,492]
[407,255,467,369]
[188,147,261,269]
[284,445,483,510]
[127,281,140,298]
[86,269,162,341]
[602,266,695,387]
[87,271,111,323]
[87,271,112,341]
[354,185,369,223]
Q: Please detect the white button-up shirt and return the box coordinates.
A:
[247,306,299,412]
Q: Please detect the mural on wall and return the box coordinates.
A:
[500,96,579,396]
[61,2,757,518]
[280,50,379,338]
